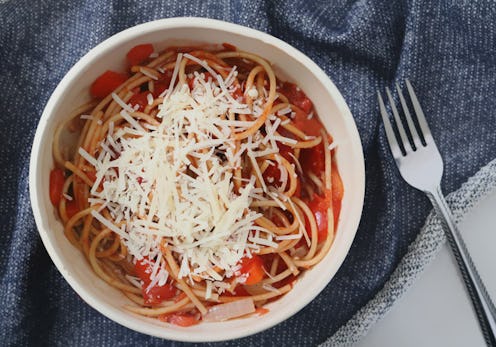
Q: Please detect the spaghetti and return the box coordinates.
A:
[50,43,344,326]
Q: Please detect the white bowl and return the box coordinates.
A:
[29,17,365,342]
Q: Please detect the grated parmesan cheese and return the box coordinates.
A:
[80,54,314,294]
[80,114,93,120]
[139,67,159,80]
[146,93,153,106]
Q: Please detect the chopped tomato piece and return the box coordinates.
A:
[142,283,176,306]
[174,292,188,303]
[263,143,293,186]
[134,257,153,283]
[134,257,176,305]
[152,82,167,97]
[187,77,194,90]
[304,164,344,242]
[238,254,265,285]
[277,143,294,162]
[153,83,167,98]
[263,162,281,185]
[222,42,237,51]
[84,169,106,191]
[278,82,313,114]
[299,98,312,114]
[223,284,250,297]
[128,91,150,112]
[158,313,199,327]
[151,70,174,97]
[306,190,331,243]
[291,110,322,137]
[49,169,65,206]
[254,307,269,316]
[65,200,79,219]
[90,70,128,99]
[126,43,154,67]
[331,163,344,227]
[85,170,97,183]
[300,143,325,175]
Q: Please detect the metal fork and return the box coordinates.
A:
[378,80,496,346]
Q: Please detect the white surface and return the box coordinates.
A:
[357,189,496,347]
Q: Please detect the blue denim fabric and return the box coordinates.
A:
[1,0,495,346]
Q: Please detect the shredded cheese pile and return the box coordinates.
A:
[79,53,300,295]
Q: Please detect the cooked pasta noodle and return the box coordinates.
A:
[49,43,344,326]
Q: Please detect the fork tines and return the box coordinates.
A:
[377,80,432,158]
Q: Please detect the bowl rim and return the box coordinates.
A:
[29,17,365,342]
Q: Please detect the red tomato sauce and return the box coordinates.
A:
[276,82,344,242]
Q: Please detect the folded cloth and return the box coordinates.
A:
[1,1,495,346]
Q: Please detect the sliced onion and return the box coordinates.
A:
[202,298,255,322]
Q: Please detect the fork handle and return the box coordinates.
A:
[428,186,496,346]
